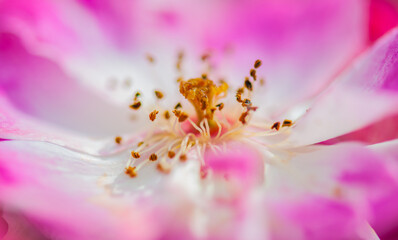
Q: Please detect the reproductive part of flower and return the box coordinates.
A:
[125,56,294,178]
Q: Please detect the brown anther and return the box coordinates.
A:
[245,79,253,91]
[201,73,208,79]
[130,101,141,110]
[172,109,181,117]
[178,112,189,122]
[149,153,158,161]
[175,102,182,109]
[137,141,144,147]
[157,163,171,174]
[115,136,122,144]
[242,99,252,107]
[180,154,187,162]
[154,90,164,99]
[146,54,155,63]
[149,110,159,121]
[164,110,171,120]
[201,53,210,61]
[134,92,141,101]
[236,88,244,103]
[131,151,140,158]
[254,59,262,69]
[271,122,281,131]
[239,111,249,124]
[282,119,293,127]
[216,103,224,110]
[259,78,265,86]
[168,151,176,158]
[210,107,217,114]
[177,77,183,82]
[250,69,257,81]
[125,166,137,178]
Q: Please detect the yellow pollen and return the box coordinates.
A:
[149,110,159,121]
[115,136,122,144]
[154,90,164,99]
[179,78,228,122]
[131,151,140,158]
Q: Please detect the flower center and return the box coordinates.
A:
[122,55,293,178]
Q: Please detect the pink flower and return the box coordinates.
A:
[0,0,398,239]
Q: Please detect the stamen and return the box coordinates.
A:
[216,103,224,111]
[164,110,171,120]
[168,151,176,158]
[131,151,140,158]
[175,102,182,109]
[146,54,155,63]
[250,69,257,81]
[178,112,189,122]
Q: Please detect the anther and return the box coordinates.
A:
[175,102,182,109]
[282,119,293,127]
[137,141,144,147]
[254,59,262,69]
[180,154,187,162]
[130,101,141,110]
[245,78,253,91]
[146,54,155,63]
[250,69,257,81]
[125,166,137,178]
[178,112,189,122]
[201,53,210,62]
[216,103,224,111]
[173,109,182,117]
[149,153,158,161]
[131,151,140,158]
[115,136,122,144]
[157,163,171,174]
[164,110,171,120]
[271,122,281,131]
[239,111,249,124]
[154,90,164,99]
[149,110,159,121]
[134,92,141,101]
[242,99,252,107]
[168,151,176,158]
[202,73,208,79]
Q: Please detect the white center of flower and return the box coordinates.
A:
[123,56,294,178]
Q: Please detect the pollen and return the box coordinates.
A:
[178,112,189,122]
[245,78,253,91]
[179,78,228,122]
[149,110,159,121]
[164,110,171,120]
[179,154,187,162]
[250,69,257,81]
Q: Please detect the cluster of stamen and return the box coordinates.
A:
[123,54,294,178]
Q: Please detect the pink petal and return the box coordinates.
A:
[286,28,398,146]
[369,0,398,43]
[0,32,147,154]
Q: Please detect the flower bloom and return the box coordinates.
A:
[1,0,398,239]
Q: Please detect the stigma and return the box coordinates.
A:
[123,54,294,178]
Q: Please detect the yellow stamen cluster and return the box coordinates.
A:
[179,78,228,122]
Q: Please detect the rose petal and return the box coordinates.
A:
[286,28,398,146]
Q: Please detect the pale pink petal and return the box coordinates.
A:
[0,141,160,240]
[286,28,398,146]
[265,143,398,239]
